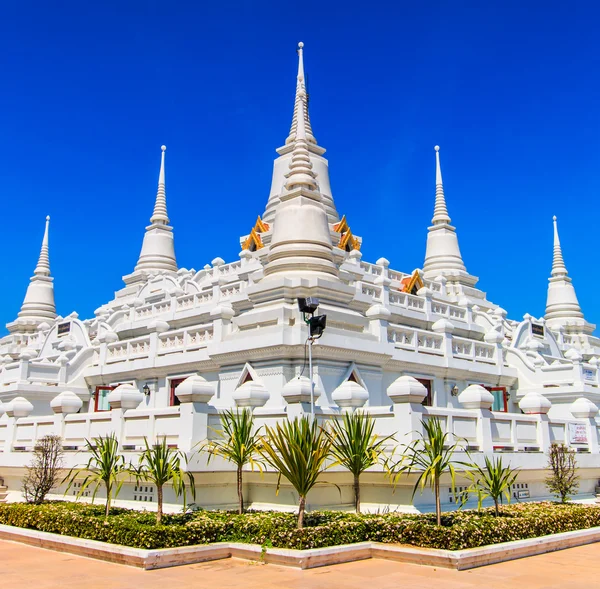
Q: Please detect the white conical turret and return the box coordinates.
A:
[545,216,592,333]
[126,146,177,283]
[8,216,56,332]
[262,42,338,225]
[264,84,337,278]
[423,146,477,286]
[285,42,316,146]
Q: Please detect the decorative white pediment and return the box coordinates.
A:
[338,362,367,389]
[234,362,262,390]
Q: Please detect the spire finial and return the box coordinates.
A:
[551,215,568,277]
[150,145,169,225]
[33,215,51,276]
[286,42,316,144]
[284,88,317,191]
[431,145,451,225]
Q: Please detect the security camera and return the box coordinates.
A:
[298,297,320,315]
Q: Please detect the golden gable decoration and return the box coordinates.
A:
[333,215,361,252]
[242,216,270,251]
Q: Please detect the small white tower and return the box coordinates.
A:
[423,146,477,287]
[7,216,56,332]
[125,146,178,284]
[545,216,593,333]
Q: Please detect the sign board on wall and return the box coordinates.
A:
[531,323,545,338]
[583,369,596,382]
[57,322,71,337]
[568,423,588,444]
[517,489,530,499]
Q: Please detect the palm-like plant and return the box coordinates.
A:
[466,455,518,516]
[259,416,333,528]
[388,417,463,526]
[132,436,196,524]
[328,411,392,513]
[204,408,263,514]
[63,433,127,518]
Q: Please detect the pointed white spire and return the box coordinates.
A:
[8,216,57,331]
[551,215,568,277]
[432,146,450,224]
[286,42,316,145]
[150,145,169,225]
[284,87,317,192]
[265,85,337,278]
[545,216,591,332]
[423,146,476,286]
[262,42,339,226]
[33,215,51,276]
[126,146,177,282]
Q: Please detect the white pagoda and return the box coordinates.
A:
[0,43,599,512]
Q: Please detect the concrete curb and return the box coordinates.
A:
[1,524,600,570]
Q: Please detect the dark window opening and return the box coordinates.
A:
[416,378,433,406]
[169,378,186,406]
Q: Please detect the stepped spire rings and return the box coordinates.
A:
[150,145,169,225]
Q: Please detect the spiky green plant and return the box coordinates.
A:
[388,417,463,526]
[259,416,333,528]
[204,408,263,514]
[328,411,393,513]
[63,433,127,518]
[466,455,519,516]
[132,436,196,524]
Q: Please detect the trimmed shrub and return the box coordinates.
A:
[0,501,600,551]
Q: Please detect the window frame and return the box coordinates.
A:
[416,378,433,407]
[485,386,508,412]
[169,377,187,407]
[94,385,115,412]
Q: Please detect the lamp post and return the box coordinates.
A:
[297,298,327,419]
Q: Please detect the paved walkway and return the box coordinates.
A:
[0,539,598,588]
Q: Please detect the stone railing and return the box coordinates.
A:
[134,300,171,321]
[0,387,596,464]
[106,337,151,363]
[157,326,213,355]
[104,325,214,365]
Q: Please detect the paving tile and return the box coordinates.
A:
[0,539,599,588]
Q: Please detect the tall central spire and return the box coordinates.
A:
[432,145,451,224]
[126,146,178,283]
[285,42,316,146]
[423,146,476,286]
[264,85,337,278]
[8,215,57,332]
[150,145,169,225]
[551,215,568,277]
[262,42,339,226]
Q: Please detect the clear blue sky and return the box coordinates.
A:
[1,0,598,332]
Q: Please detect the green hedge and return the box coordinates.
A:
[1,502,600,550]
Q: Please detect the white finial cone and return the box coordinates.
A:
[150,145,169,225]
[14,215,57,326]
[551,216,568,277]
[546,215,585,325]
[284,89,317,191]
[286,42,316,145]
[423,145,470,281]
[132,146,178,276]
[34,215,51,276]
[432,145,451,225]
